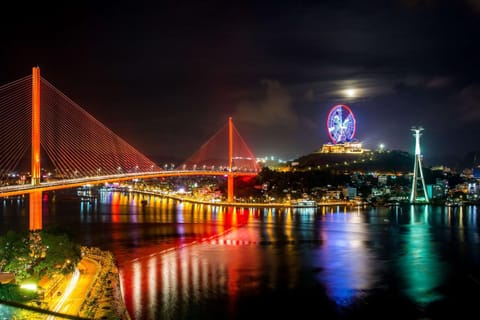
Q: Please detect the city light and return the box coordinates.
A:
[20,283,37,291]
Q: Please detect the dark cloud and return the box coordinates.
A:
[466,0,480,12]
[235,79,297,127]
[458,84,480,122]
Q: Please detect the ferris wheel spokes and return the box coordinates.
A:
[326,104,356,144]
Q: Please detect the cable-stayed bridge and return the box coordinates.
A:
[0,67,260,229]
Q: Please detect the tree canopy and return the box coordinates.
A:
[0,229,81,282]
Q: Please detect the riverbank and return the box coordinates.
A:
[78,247,130,320]
[38,246,130,319]
[132,190,475,208]
[131,189,359,208]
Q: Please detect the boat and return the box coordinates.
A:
[291,199,317,208]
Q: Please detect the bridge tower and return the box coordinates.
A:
[410,127,429,204]
[30,66,42,230]
[180,116,258,203]
[32,66,41,186]
[227,117,234,202]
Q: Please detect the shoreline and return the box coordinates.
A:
[130,189,358,208]
[129,189,479,208]
[33,246,130,319]
[77,246,131,320]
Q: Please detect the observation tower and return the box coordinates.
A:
[410,127,429,204]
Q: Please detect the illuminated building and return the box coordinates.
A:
[320,141,365,154]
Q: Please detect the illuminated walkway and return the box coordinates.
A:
[37,252,129,320]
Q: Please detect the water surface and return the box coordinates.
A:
[1,191,479,319]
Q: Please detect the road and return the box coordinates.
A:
[46,258,100,319]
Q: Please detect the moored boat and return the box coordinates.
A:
[291,199,317,207]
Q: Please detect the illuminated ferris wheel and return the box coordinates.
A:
[326,104,356,144]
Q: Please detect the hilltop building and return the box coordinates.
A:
[295,104,370,168]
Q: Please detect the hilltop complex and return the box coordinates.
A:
[320,104,367,154]
[294,104,370,168]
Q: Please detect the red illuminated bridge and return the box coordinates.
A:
[0,67,260,230]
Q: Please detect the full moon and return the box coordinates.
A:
[345,88,356,97]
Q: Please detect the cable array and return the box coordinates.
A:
[0,76,32,177]
[181,120,260,173]
[40,77,161,178]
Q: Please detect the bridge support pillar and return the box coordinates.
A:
[29,191,42,231]
[227,174,234,202]
[31,66,41,186]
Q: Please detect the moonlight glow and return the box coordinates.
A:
[345,88,356,98]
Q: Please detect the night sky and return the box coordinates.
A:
[1,0,479,166]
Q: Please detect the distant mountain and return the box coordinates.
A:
[426,150,480,170]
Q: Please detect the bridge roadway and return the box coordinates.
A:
[0,170,257,197]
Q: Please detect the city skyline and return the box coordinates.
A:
[1,0,479,165]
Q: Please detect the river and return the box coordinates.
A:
[1,189,480,319]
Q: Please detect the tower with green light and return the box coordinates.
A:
[410,127,429,204]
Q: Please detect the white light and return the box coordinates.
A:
[20,283,37,291]
[345,88,356,97]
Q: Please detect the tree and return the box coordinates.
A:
[33,231,81,277]
[0,230,81,282]
[2,232,32,281]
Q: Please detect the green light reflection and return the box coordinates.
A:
[399,205,445,305]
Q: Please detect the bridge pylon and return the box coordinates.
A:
[31,66,43,231]
[32,66,41,186]
[180,116,259,203]
[227,117,234,202]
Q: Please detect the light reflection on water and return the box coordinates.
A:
[1,191,480,319]
[397,206,445,305]
[313,212,377,307]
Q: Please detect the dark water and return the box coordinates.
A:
[1,190,480,319]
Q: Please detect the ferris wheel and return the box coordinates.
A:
[326,104,356,144]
